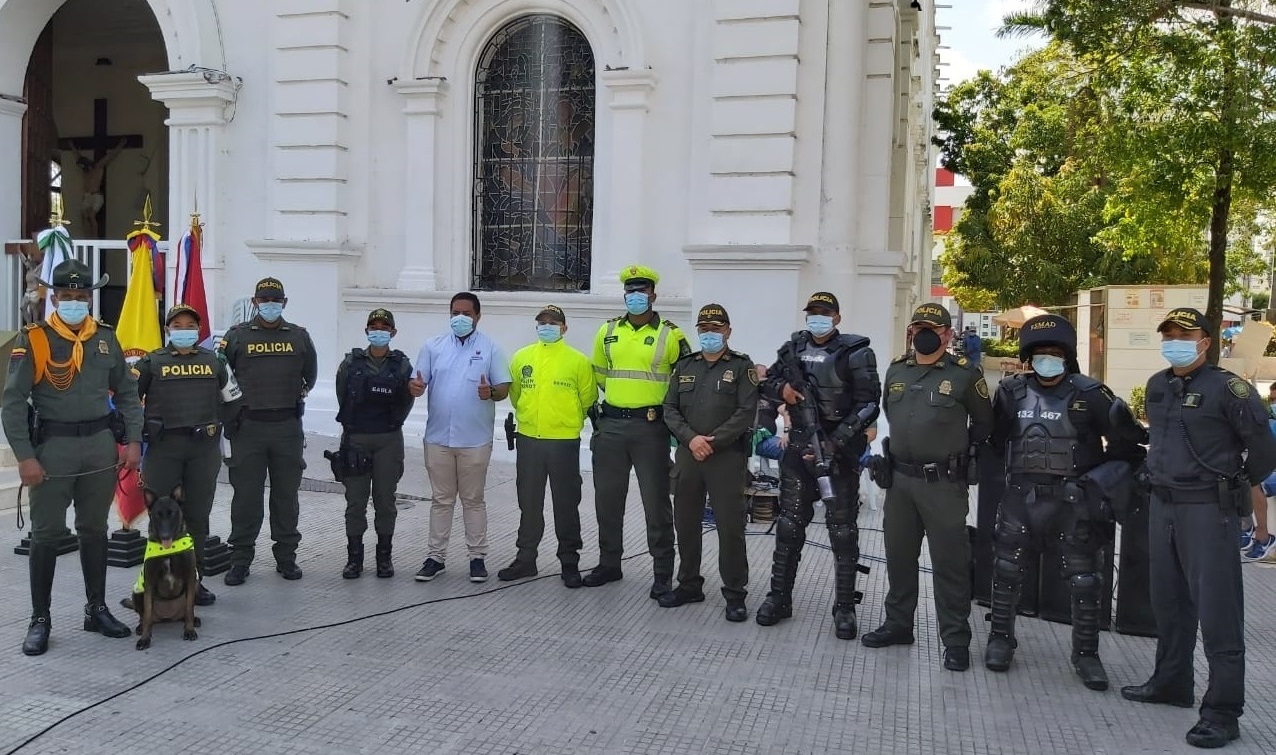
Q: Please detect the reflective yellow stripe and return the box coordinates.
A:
[601,320,619,369]
[602,368,664,381]
[651,323,672,375]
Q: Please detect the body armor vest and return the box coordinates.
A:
[796,336,857,424]
[234,325,306,410]
[144,348,221,428]
[339,350,407,434]
[1006,378,1081,477]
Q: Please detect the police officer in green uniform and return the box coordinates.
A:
[861,303,992,672]
[219,277,318,585]
[662,304,758,621]
[586,264,691,596]
[133,304,242,606]
[2,259,144,655]
[335,308,421,579]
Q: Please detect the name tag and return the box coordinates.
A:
[603,336,619,344]
[1183,393,1202,408]
[679,375,695,384]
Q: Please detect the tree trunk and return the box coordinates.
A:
[1206,148,1234,365]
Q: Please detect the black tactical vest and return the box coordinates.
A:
[340,350,407,434]
[143,348,221,428]
[234,324,307,410]
[1006,375,1095,477]
[796,335,859,423]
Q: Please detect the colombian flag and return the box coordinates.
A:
[118,225,163,364]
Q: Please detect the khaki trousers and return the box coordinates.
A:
[425,442,493,562]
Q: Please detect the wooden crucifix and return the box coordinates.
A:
[57,98,143,238]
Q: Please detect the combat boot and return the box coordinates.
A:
[984,635,1016,672]
[23,542,57,656]
[1069,572,1107,690]
[342,539,364,579]
[79,535,130,639]
[755,593,793,626]
[1073,654,1109,691]
[375,538,394,578]
[832,603,857,640]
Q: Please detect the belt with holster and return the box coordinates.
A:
[242,407,296,422]
[40,415,111,438]
[894,458,963,483]
[600,403,663,422]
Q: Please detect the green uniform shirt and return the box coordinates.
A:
[1,320,144,461]
[882,352,993,464]
[663,350,759,451]
[592,313,690,408]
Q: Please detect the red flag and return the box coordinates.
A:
[175,214,211,343]
[115,452,148,530]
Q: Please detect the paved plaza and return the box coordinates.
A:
[0,433,1273,754]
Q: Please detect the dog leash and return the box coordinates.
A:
[13,462,128,530]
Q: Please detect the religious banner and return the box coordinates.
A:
[175,210,211,344]
[35,194,73,320]
[117,196,162,364]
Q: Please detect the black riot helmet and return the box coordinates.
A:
[1018,313,1080,373]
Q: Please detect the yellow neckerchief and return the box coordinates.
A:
[132,535,197,593]
[30,313,99,391]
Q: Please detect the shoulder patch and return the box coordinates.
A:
[1228,377,1251,399]
[748,366,759,385]
[975,377,989,399]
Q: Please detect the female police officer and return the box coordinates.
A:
[132,304,241,606]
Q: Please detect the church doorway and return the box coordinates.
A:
[20,0,168,326]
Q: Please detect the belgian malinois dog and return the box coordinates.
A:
[131,486,200,650]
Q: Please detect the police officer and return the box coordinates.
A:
[1121,307,1276,749]
[757,292,880,639]
[498,305,597,587]
[662,304,759,621]
[862,303,992,671]
[2,259,144,655]
[335,308,421,579]
[133,304,242,606]
[984,313,1146,690]
[219,277,318,585]
[586,265,690,596]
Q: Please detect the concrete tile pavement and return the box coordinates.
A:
[0,431,1271,753]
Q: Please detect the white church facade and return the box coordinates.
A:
[0,0,939,436]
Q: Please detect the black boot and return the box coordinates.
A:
[23,542,57,656]
[832,604,857,640]
[79,535,130,639]
[343,539,364,579]
[375,539,394,578]
[1070,572,1108,691]
[755,545,799,626]
[984,572,1021,672]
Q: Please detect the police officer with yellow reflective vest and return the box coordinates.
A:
[219,277,318,585]
[1121,308,1276,749]
[586,265,691,597]
[1,259,144,656]
[861,303,992,672]
[662,304,758,621]
[498,305,598,587]
[757,292,880,639]
[131,304,242,607]
[334,308,421,579]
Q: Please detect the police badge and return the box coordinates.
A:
[938,380,952,396]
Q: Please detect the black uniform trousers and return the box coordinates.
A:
[672,444,749,600]
[343,430,404,541]
[771,446,860,607]
[227,416,304,567]
[142,432,222,576]
[1147,493,1245,726]
[514,435,583,567]
[591,415,675,578]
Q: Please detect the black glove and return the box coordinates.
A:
[829,422,861,451]
[867,454,893,490]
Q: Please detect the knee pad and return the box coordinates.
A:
[827,521,858,551]
[992,555,1023,582]
[1069,572,1102,595]
[775,512,807,546]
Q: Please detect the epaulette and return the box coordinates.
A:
[22,323,40,332]
[728,349,751,360]
[95,319,114,330]
[605,315,623,323]
[662,319,680,330]
[891,353,909,364]
[951,353,969,367]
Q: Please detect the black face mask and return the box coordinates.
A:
[913,328,942,356]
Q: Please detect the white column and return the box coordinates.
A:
[0,95,27,248]
[683,244,810,361]
[393,78,447,290]
[139,72,235,329]
[595,68,656,297]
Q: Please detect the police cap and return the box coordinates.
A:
[619,264,659,288]
[803,292,840,313]
[910,303,952,328]
[1157,307,1210,336]
[367,308,395,328]
[536,304,566,324]
[697,303,730,326]
[165,303,202,325]
[255,277,286,299]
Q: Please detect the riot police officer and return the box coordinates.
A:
[133,304,242,606]
[335,308,421,579]
[662,304,758,621]
[985,313,1146,690]
[862,303,992,672]
[1121,307,1276,749]
[219,277,318,585]
[1,259,144,655]
[757,292,880,639]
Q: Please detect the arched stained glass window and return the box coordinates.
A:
[473,15,595,291]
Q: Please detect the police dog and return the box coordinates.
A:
[132,486,200,650]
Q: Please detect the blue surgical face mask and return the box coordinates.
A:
[367,330,392,348]
[56,300,90,326]
[1162,339,1201,368]
[806,315,834,337]
[257,302,284,323]
[168,329,200,349]
[450,314,475,338]
[698,332,725,354]
[1031,354,1066,379]
[624,292,650,316]
[536,323,563,344]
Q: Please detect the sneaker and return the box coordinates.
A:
[1240,525,1255,551]
[1242,533,1276,562]
[414,558,445,582]
[469,559,488,583]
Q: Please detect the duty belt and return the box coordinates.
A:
[166,424,221,440]
[1150,484,1224,505]
[600,403,663,422]
[243,408,295,422]
[40,416,111,438]
[894,459,960,483]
